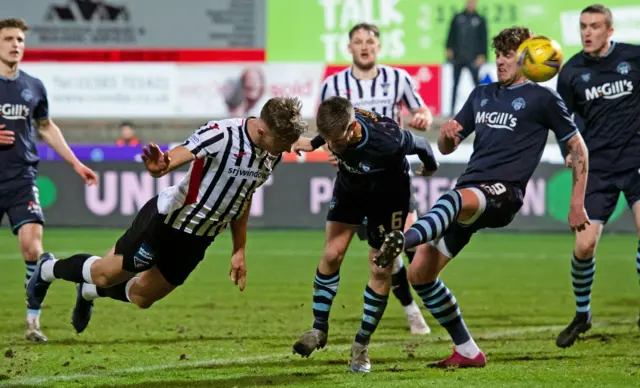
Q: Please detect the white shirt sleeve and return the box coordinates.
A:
[182,121,230,159]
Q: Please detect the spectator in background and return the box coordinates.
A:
[222,67,266,116]
[116,122,140,147]
[446,0,488,115]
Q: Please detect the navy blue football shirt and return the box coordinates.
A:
[0,70,48,186]
[557,42,640,176]
[455,81,579,192]
[312,108,438,179]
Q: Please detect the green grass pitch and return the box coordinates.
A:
[0,229,638,387]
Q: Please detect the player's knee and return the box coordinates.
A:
[17,224,43,258]
[126,284,157,309]
[322,247,345,269]
[91,274,109,288]
[20,244,42,262]
[406,246,440,285]
[92,273,121,289]
[133,297,155,310]
[575,236,598,258]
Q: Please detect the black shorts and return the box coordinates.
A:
[356,197,419,241]
[585,170,640,223]
[328,174,411,249]
[115,196,214,286]
[356,187,419,241]
[430,181,524,258]
[0,180,45,235]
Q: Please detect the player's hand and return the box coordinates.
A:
[565,155,573,168]
[0,125,15,145]
[440,119,463,147]
[142,143,170,177]
[408,112,432,131]
[475,55,486,67]
[291,137,313,155]
[73,163,98,186]
[229,252,247,291]
[415,162,439,177]
[568,204,590,232]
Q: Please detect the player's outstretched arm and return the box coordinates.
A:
[400,130,438,175]
[147,121,229,177]
[36,118,98,185]
[229,199,251,291]
[292,136,330,155]
[142,144,194,178]
[565,133,590,231]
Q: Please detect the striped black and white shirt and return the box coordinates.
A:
[320,65,425,124]
[157,118,282,237]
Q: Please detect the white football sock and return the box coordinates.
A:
[81,284,100,301]
[39,259,57,282]
[403,300,421,315]
[82,256,101,284]
[125,277,139,303]
[26,309,41,324]
[455,338,481,359]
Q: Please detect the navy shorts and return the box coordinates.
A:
[585,170,640,223]
[356,194,418,241]
[0,181,45,235]
[115,196,214,286]
[430,181,524,258]
[328,174,411,249]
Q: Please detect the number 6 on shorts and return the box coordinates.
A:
[391,211,403,230]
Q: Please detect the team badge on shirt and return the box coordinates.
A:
[21,89,33,102]
[617,61,630,75]
[511,97,526,111]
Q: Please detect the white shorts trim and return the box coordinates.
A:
[458,187,487,226]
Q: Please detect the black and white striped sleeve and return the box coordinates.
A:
[182,121,229,159]
[320,75,337,101]
[399,69,425,111]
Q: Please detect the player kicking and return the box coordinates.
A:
[555,4,640,347]
[374,26,590,368]
[26,97,306,333]
[0,18,98,342]
[290,97,439,372]
[320,22,434,336]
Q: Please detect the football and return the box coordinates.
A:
[516,36,563,82]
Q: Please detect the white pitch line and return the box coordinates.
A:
[0,250,633,261]
[1,320,632,387]
[0,251,94,261]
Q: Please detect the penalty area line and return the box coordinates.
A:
[1,320,631,386]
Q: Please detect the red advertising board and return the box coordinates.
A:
[323,65,441,116]
[22,49,265,63]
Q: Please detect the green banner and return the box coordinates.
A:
[267,0,640,64]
